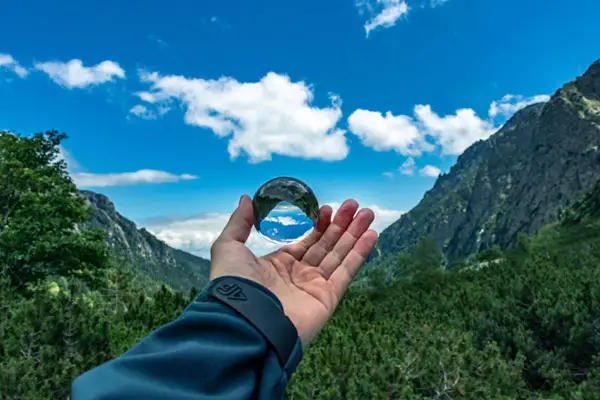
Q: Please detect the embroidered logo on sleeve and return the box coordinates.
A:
[216,283,248,301]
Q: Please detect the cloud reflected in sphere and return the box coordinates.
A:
[252,177,319,245]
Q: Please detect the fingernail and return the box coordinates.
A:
[239,195,244,206]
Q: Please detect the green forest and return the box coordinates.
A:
[3,131,600,399]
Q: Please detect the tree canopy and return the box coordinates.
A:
[0,131,108,289]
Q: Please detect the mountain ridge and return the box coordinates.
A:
[79,190,210,292]
[378,59,600,261]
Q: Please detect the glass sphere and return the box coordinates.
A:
[252,177,319,245]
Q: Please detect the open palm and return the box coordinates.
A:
[210,195,377,346]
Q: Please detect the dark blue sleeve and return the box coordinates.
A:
[71,278,303,400]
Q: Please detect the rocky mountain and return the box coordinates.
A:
[79,190,211,293]
[379,59,600,262]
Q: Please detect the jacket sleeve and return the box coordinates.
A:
[71,277,304,400]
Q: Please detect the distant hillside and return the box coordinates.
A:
[378,59,600,262]
[79,190,210,293]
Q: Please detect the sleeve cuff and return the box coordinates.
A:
[197,276,303,376]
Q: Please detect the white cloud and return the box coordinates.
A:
[146,213,280,259]
[135,70,348,163]
[414,105,496,155]
[382,157,416,178]
[35,59,125,88]
[135,91,159,103]
[399,157,415,175]
[264,216,305,226]
[145,201,404,259]
[361,0,409,37]
[369,204,405,232]
[348,104,490,156]
[489,94,551,119]
[430,0,450,7]
[129,104,157,120]
[347,109,433,156]
[72,169,198,187]
[56,146,81,171]
[0,53,28,77]
[419,165,441,177]
[348,93,550,157]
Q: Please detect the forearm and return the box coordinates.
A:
[71,277,303,400]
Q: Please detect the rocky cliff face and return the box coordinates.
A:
[379,59,600,262]
[79,190,210,292]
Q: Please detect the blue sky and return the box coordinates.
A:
[1,0,599,257]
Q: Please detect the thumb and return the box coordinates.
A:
[219,195,254,244]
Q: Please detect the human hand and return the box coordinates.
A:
[210,195,377,347]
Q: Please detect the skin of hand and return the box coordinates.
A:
[210,195,378,347]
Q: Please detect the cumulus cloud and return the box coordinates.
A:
[359,0,409,37]
[347,109,432,156]
[382,157,416,178]
[35,59,125,88]
[399,157,416,175]
[135,91,159,103]
[0,53,28,77]
[348,104,493,156]
[264,216,308,226]
[414,105,496,155]
[419,165,441,177]
[146,213,279,259]
[489,94,551,119]
[72,169,198,187]
[348,93,550,157]
[129,104,157,120]
[134,70,348,163]
[145,201,404,259]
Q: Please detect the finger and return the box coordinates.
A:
[329,229,378,300]
[301,199,359,267]
[217,195,254,244]
[318,208,375,279]
[281,205,332,260]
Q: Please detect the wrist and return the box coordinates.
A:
[202,276,302,369]
[208,271,312,347]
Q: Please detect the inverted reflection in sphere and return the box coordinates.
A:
[252,177,319,245]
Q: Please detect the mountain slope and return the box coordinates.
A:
[79,190,210,292]
[290,179,600,399]
[379,59,600,261]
